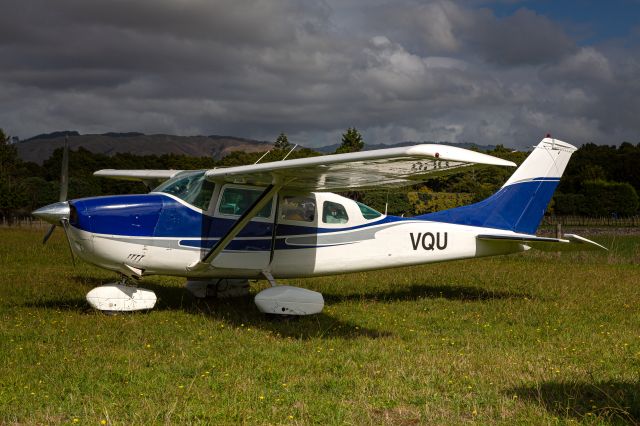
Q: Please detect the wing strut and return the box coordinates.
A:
[187,183,281,271]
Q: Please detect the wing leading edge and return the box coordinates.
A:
[93,169,185,181]
[204,144,516,191]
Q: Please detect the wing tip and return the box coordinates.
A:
[406,144,517,167]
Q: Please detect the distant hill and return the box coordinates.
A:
[16,131,501,164]
[316,141,499,153]
[16,131,273,164]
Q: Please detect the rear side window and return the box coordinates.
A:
[280,196,316,222]
[322,201,349,224]
[356,201,382,220]
[218,187,272,218]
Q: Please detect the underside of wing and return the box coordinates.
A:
[477,233,607,251]
[205,144,516,191]
[93,169,185,182]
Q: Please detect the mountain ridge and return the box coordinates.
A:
[16,131,501,164]
[16,132,272,164]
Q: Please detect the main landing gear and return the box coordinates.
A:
[254,271,324,316]
[185,272,325,316]
[185,278,251,299]
[85,275,157,312]
[85,272,324,316]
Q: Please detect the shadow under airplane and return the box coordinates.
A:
[26,276,535,340]
[23,275,392,340]
[320,283,536,304]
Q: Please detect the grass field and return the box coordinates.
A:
[1,228,638,425]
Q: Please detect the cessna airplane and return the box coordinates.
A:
[32,136,605,314]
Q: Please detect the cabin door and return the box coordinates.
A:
[208,184,276,271]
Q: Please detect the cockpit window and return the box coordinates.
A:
[153,171,215,210]
[218,186,272,218]
[356,201,382,220]
[322,201,349,224]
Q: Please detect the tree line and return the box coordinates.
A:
[1,128,638,219]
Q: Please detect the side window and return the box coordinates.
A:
[356,201,382,220]
[280,196,315,222]
[218,187,272,218]
[322,201,349,224]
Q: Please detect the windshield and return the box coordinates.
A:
[153,171,215,210]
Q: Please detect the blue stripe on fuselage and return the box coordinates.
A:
[179,238,273,251]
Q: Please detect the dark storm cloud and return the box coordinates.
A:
[0,0,638,148]
[465,8,576,66]
[359,2,574,64]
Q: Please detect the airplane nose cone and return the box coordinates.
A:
[32,201,70,225]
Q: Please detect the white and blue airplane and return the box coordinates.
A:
[32,136,605,314]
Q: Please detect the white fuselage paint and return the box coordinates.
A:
[66,218,527,280]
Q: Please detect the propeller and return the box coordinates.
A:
[42,136,70,244]
[60,218,76,267]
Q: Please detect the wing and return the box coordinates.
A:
[204,144,516,191]
[93,169,185,182]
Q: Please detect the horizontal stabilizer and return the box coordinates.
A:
[477,233,607,251]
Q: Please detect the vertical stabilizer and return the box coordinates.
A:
[418,137,577,234]
[501,138,576,188]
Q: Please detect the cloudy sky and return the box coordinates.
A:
[1,0,639,149]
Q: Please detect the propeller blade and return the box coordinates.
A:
[60,219,76,267]
[39,135,70,245]
[42,224,56,244]
[59,136,69,202]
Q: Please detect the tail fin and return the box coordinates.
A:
[418,137,577,234]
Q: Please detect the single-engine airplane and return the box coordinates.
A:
[32,136,606,314]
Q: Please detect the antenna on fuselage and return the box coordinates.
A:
[384,189,389,215]
[281,144,298,161]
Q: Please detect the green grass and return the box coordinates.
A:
[1,228,638,425]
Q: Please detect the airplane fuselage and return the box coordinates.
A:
[64,191,526,280]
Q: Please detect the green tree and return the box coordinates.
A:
[0,128,27,216]
[274,132,291,151]
[553,193,586,215]
[335,127,364,154]
[0,128,18,177]
[19,177,58,212]
[582,180,639,216]
[407,186,473,215]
